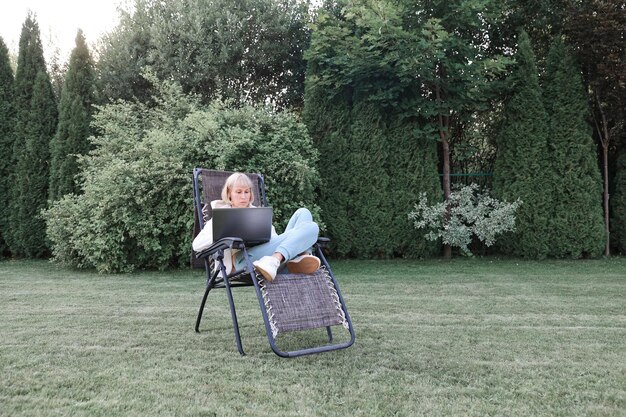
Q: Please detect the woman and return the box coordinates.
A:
[192,172,320,281]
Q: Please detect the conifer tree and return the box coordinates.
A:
[0,37,15,258]
[302,83,356,256]
[612,148,626,254]
[9,15,58,257]
[347,100,393,257]
[493,32,552,258]
[49,30,95,201]
[543,37,604,257]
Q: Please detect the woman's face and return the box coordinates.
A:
[230,186,252,208]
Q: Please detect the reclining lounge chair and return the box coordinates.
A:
[192,168,355,357]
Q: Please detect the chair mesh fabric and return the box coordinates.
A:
[258,267,349,338]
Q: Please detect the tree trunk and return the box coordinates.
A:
[603,142,610,256]
[441,135,452,258]
[436,75,451,259]
[595,91,610,256]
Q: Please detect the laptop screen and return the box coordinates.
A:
[212,207,273,244]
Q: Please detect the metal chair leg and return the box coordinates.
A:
[195,265,218,332]
[195,284,212,332]
[221,263,245,356]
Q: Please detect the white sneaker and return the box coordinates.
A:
[287,255,321,274]
[253,256,281,281]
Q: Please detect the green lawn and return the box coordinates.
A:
[1,258,625,416]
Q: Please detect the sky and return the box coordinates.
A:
[0,0,129,65]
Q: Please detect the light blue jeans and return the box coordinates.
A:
[234,208,319,270]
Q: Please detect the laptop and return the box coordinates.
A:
[212,207,273,245]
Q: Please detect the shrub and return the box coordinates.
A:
[408,184,521,256]
[44,77,320,272]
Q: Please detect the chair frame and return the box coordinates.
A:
[192,168,355,357]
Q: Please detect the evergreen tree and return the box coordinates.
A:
[49,30,95,201]
[543,37,604,257]
[48,46,66,102]
[492,32,552,258]
[302,82,356,256]
[9,15,58,257]
[346,100,393,257]
[0,37,15,258]
[612,148,626,254]
[303,1,443,258]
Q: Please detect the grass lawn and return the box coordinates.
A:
[1,258,625,416]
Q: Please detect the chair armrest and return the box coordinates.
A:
[316,237,330,248]
[195,237,245,259]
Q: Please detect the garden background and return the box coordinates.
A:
[1,1,625,415]
[0,0,626,266]
[0,0,624,270]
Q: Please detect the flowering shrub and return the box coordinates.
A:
[408,184,521,256]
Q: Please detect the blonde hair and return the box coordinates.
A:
[221,172,254,206]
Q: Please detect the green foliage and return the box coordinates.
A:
[306,0,513,117]
[96,0,310,109]
[303,0,513,258]
[565,0,625,120]
[303,80,441,258]
[302,82,358,257]
[492,32,552,258]
[8,15,58,258]
[566,0,625,255]
[348,102,394,257]
[409,184,521,256]
[198,105,322,231]
[47,47,66,102]
[386,118,444,257]
[495,0,574,60]
[44,76,320,272]
[49,30,96,201]
[612,149,626,254]
[543,37,605,258]
[10,70,57,258]
[0,37,15,258]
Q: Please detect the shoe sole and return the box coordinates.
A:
[254,264,274,281]
[287,257,321,274]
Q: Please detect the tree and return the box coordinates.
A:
[565,0,626,256]
[492,31,552,258]
[493,0,575,60]
[47,45,67,102]
[403,1,513,257]
[96,0,310,109]
[9,15,58,257]
[543,37,605,257]
[0,37,15,258]
[303,0,442,258]
[49,30,96,201]
[303,0,511,258]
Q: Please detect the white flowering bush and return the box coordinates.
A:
[408,184,521,256]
